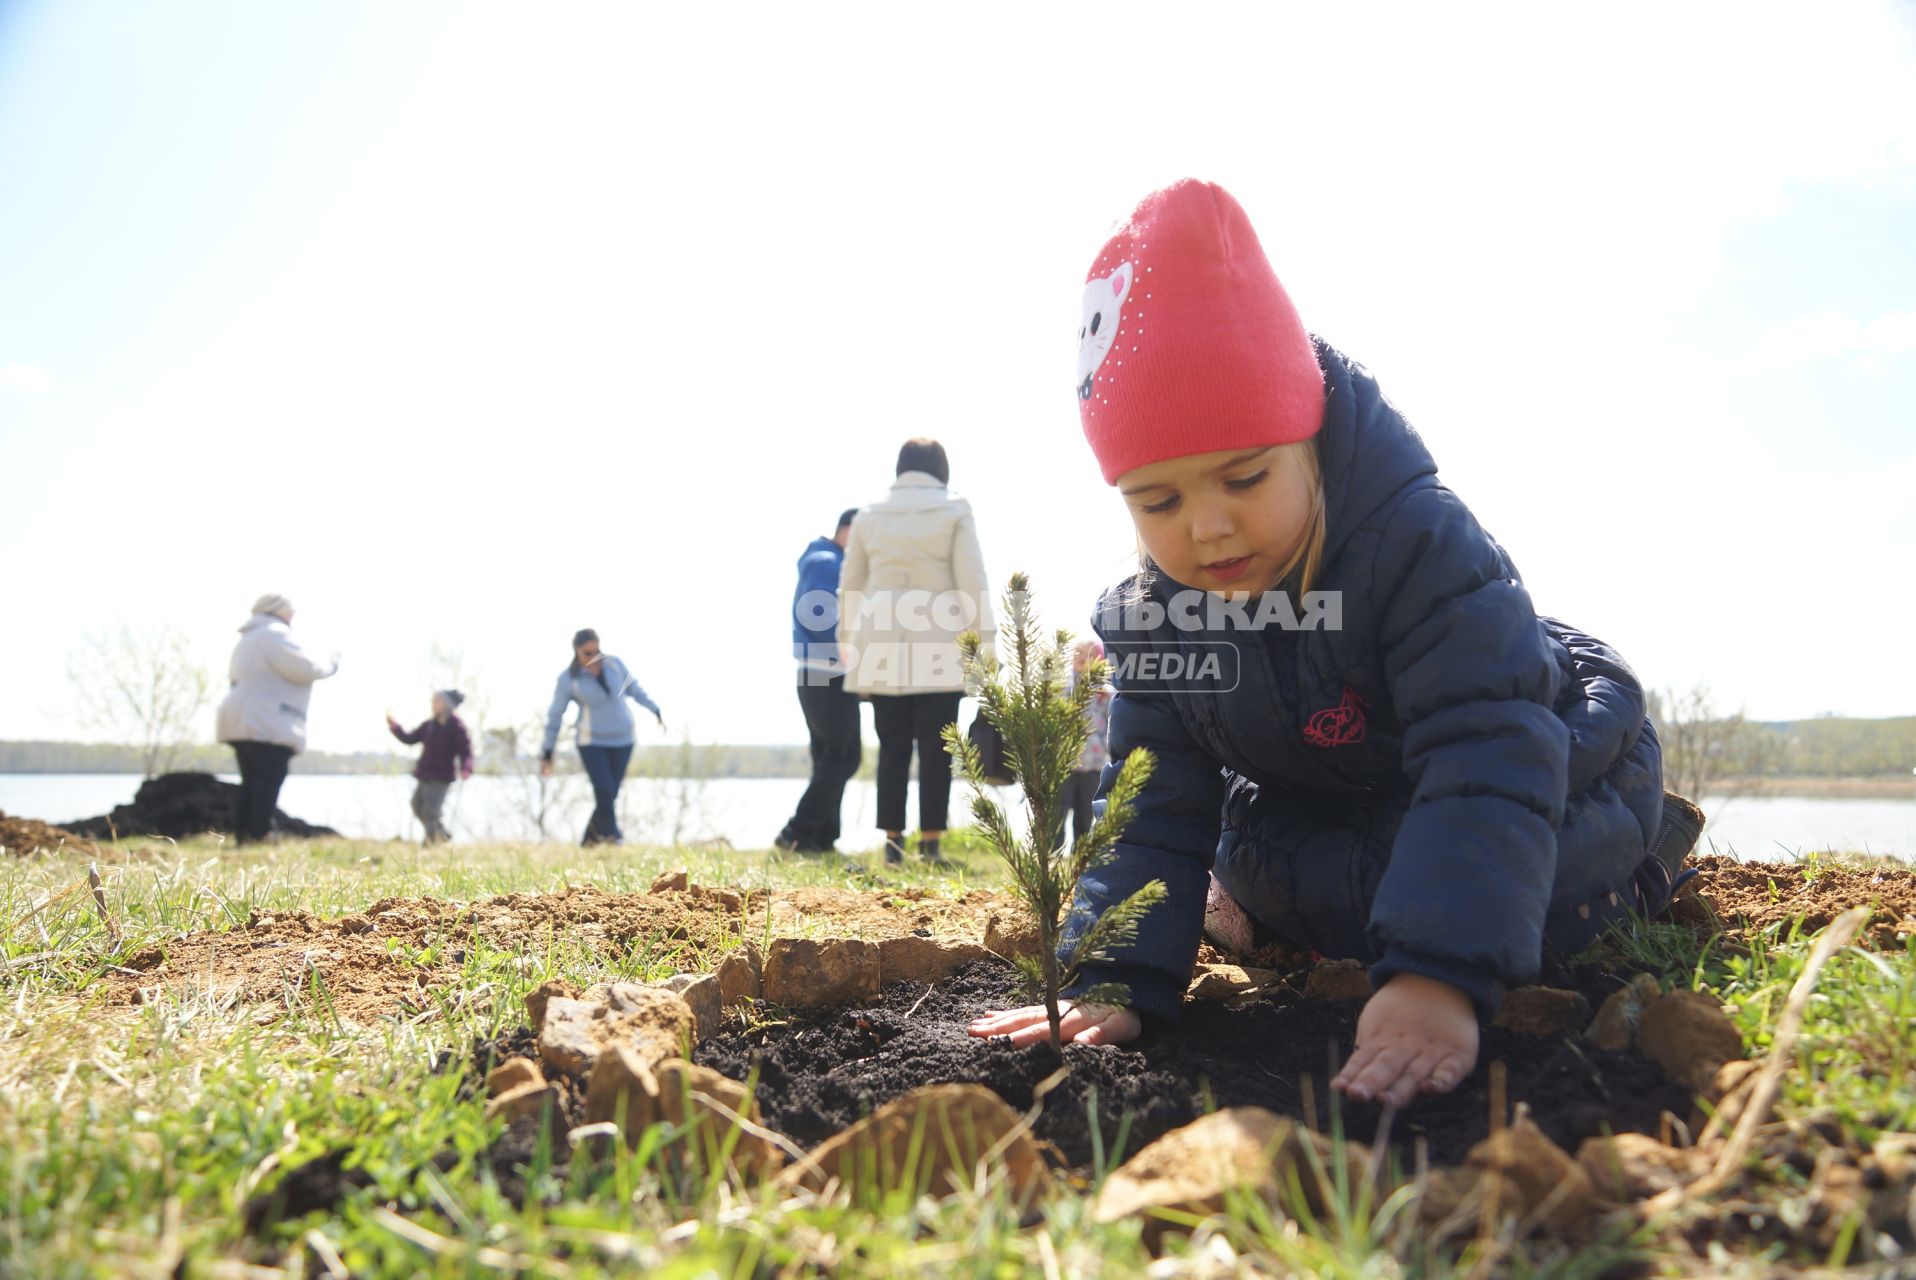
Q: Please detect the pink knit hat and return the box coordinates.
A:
[1075,180,1325,484]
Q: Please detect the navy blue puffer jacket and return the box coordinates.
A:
[1064,340,1663,1019]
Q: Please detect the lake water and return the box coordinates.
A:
[1,773,1912,861]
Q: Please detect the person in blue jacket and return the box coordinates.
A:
[540,628,665,845]
[776,509,863,853]
[969,181,1704,1111]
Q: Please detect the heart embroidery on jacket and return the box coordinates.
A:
[1303,686,1367,748]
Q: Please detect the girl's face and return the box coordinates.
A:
[1117,443,1315,595]
[431,693,449,719]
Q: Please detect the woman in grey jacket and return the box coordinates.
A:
[215,594,339,844]
[540,628,665,845]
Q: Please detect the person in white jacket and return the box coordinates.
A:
[215,594,339,844]
[837,439,994,863]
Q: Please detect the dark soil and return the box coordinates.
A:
[695,961,1691,1170]
[65,771,337,840]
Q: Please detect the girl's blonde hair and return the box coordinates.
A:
[1131,436,1327,598]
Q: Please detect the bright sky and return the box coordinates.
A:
[2,2,1913,754]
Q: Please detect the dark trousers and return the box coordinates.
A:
[231,741,293,845]
[779,675,863,848]
[578,743,633,845]
[1062,770,1100,846]
[872,691,962,834]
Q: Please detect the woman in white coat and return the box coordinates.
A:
[215,594,339,844]
[837,439,993,863]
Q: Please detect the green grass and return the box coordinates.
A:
[1,836,1908,1277]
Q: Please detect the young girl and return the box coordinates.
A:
[969,181,1704,1110]
[386,690,474,845]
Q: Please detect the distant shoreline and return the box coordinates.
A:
[1,769,1911,797]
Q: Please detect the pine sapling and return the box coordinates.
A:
[943,572,1166,1052]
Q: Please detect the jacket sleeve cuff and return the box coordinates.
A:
[1064,963,1185,1023]
[1369,946,1505,1021]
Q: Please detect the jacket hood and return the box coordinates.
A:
[239,613,283,634]
[798,535,842,568]
[1312,338,1439,555]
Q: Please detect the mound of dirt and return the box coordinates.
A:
[1686,854,1916,948]
[106,881,1015,1025]
[0,811,97,858]
[696,961,1690,1171]
[64,772,337,841]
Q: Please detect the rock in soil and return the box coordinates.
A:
[649,869,690,894]
[878,935,991,986]
[1577,1132,1707,1201]
[65,772,336,840]
[777,1083,1048,1200]
[697,962,1691,1172]
[1493,987,1593,1037]
[1187,964,1279,1001]
[485,1080,564,1123]
[585,1047,783,1176]
[1094,1107,1366,1247]
[658,973,723,1043]
[486,1057,545,1096]
[717,944,761,1007]
[525,979,579,1033]
[1303,958,1372,1001]
[984,914,1042,961]
[1586,972,1661,1052]
[762,938,881,1007]
[1466,1111,1605,1231]
[538,991,695,1078]
[1635,990,1744,1092]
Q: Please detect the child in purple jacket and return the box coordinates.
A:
[386,690,474,844]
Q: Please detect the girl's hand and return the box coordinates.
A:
[966,1002,1141,1047]
[1333,973,1479,1107]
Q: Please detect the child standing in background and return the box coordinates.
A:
[1062,638,1112,847]
[387,690,474,845]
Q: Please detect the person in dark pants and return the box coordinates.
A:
[777,509,864,854]
[837,440,995,863]
[215,593,339,845]
[540,629,665,845]
[386,690,476,844]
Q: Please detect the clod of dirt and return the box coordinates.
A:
[1693,854,1916,949]
[0,810,97,857]
[777,1083,1049,1200]
[486,1079,564,1123]
[762,937,881,1007]
[1493,987,1593,1037]
[242,1148,373,1233]
[658,974,722,1043]
[1187,963,1279,1001]
[538,990,695,1078]
[486,1057,545,1096]
[984,914,1041,960]
[1636,990,1744,1092]
[1577,1132,1707,1201]
[1466,1111,1605,1232]
[525,979,578,1032]
[1587,972,1661,1051]
[64,772,336,840]
[877,935,990,986]
[650,869,690,894]
[1303,958,1372,1000]
[1418,1165,1519,1234]
[1093,1108,1366,1247]
[584,1048,783,1176]
[717,944,761,1007]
